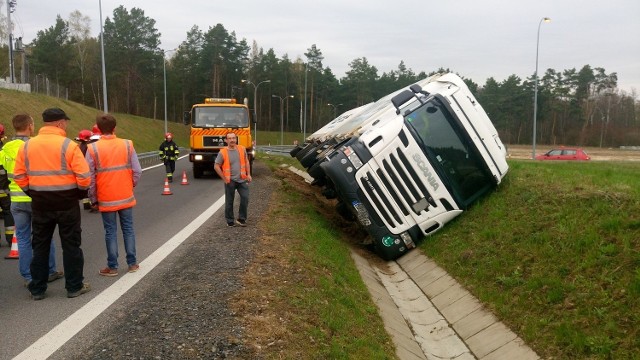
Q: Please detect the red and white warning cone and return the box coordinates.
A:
[161,178,173,195]
[4,235,19,259]
[181,170,189,185]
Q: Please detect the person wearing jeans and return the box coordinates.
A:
[214,132,252,227]
[86,113,142,277]
[12,202,59,285]
[0,114,63,287]
[101,207,136,271]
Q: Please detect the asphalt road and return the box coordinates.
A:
[0,157,225,359]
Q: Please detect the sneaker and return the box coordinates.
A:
[31,292,46,301]
[128,264,140,273]
[48,271,64,282]
[227,222,235,227]
[99,267,118,277]
[235,219,247,227]
[67,283,91,298]
[24,279,32,288]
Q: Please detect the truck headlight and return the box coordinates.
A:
[194,155,203,161]
[343,146,363,169]
[400,232,415,249]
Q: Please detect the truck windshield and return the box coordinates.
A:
[405,99,495,208]
[193,107,248,128]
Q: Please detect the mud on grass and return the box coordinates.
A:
[232,165,397,359]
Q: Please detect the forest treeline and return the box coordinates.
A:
[1,5,638,146]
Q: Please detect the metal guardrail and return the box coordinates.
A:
[137,146,294,166]
[256,145,296,156]
[137,147,189,167]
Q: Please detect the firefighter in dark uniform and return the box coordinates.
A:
[158,132,179,182]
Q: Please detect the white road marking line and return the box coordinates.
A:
[14,196,225,360]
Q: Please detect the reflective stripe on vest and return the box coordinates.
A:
[219,146,248,182]
[1,138,30,202]
[22,138,90,191]
[88,138,136,212]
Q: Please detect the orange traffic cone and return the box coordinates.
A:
[181,170,189,185]
[4,235,19,259]
[162,178,173,195]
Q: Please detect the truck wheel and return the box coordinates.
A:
[290,145,303,157]
[336,201,355,221]
[193,164,203,178]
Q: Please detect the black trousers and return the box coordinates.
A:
[164,160,176,178]
[0,194,14,245]
[29,206,84,295]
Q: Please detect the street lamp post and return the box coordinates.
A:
[99,0,108,112]
[532,17,551,159]
[327,103,342,119]
[273,94,294,145]
[163,48,177,134]
[241,79,271,146]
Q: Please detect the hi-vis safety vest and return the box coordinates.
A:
[219,146,248,182]
[14,127,91,195]
[87,136,136,212]
[0,137,31,202]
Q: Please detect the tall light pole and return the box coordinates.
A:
[273,94,294,145]
[303,63,309,140]
[327,103,342,119]
[163,48,177,134]
[7,0,16,83]
[241,79,270,146]
[532,17,551,159]
[99,0,108,112]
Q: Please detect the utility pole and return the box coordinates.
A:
[7,0,17,83]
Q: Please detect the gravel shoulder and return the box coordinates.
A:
[51,162,275,360]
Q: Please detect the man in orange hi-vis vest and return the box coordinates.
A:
[214,132,252,227]
[86,113,142,277]
[14,108,91,300]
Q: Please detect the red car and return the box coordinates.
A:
[535,147,591,161]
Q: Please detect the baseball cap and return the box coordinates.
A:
[42,108,71,122]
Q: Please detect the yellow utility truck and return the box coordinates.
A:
[183,98,254,178]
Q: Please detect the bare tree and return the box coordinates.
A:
[68,10,91,104]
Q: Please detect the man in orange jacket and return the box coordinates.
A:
[214,132,252,227]
[14,108,91,300]
[86,113,142,277]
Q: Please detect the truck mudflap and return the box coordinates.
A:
[321,149,420,261]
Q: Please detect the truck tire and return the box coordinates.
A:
[193,164,204,178]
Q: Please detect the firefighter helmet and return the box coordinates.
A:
[77,129,92,141]
[92,124,102,135]
[165,132,173,140]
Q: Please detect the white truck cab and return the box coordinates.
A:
[294,73,508,260]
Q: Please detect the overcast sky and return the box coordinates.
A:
[7,0,640,93]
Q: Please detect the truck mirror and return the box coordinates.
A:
[252,110,257,124]
[183,111,190,125]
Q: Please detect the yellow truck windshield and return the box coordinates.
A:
[193,107,249,128]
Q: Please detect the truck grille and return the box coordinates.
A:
[357,133,434,230]
[203,136,226,147]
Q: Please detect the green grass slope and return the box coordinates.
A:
[0,88,189,153]
[422,160,640,359]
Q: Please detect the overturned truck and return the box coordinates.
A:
[291,73,509,260]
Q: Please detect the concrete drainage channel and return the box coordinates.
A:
[287,166,539,360]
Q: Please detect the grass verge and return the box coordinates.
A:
[233,154,397,359]
[422,160,640,359]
